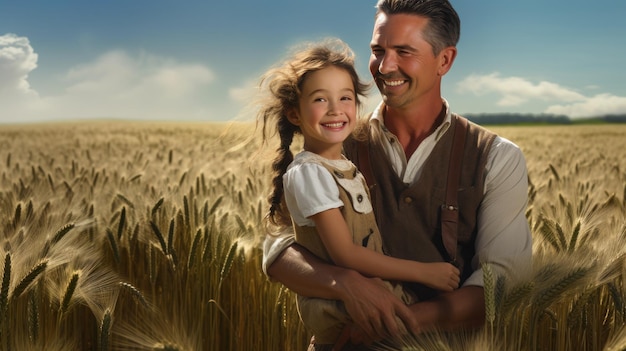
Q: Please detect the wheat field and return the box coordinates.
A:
[0,121,625,350]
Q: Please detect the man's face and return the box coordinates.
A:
[369,13,443,110]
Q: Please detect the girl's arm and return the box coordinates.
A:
[311,208,460,291]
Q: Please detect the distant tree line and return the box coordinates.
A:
[464,113,626,125]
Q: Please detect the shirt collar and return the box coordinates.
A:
[369,99,452,141]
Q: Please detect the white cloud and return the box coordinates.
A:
[456,72,626,118]
[546,94,626,118]
[0,34,39,106]
[55,50,216,120]
[0,34,229,123]
[229,78,257,105]
[457,72,585,107]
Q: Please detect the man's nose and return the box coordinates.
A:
[378,53,397,75]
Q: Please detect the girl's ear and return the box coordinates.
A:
[286,109,301,126]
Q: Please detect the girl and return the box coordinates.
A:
[258,39,460,349]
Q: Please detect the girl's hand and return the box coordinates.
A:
[420,262,460,291]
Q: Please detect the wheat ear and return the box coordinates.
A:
[0,253,10,315]
[28,289,39,343]
[106,229,120,264]
[12,259,48,299]
[99,308,112,351]
[187,228,202,270]
[534,266,589,309]
[60,271,80,314]
[150,221,168,254]
[51,223,76,245]
[119,282,149,308]
[482,262,496,326]
[220,242,238,282]
[151,197,164,217]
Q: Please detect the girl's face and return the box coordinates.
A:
[288,65,357,160]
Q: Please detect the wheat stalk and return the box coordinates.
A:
[50,222,76,245]
[106,228,120,264]
[152,197,165,217]
[12,259,48,300]
[220,242,238,283]
[549,163,560,181]
[28,289,39,343]
[183,195,191,229]
[567,220,582,253]
[209,196,223,216]
[116,193,135,210]
[150,221,168,254]
[59,271,80,314]
[533,266,590,309]
[501,281,534,313]
[167,218,175,254]
[0,253,10,315]
[117,207,126,240]
[12,203,21,229]
[187,228,202,270]
[119,282,149,309]
[482,262,496,326]
[99,308,112,351]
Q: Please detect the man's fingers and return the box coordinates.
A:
[394,301,419,335]
[380,307,399,338]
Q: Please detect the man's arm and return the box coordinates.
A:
[465,137,533,287]
[266,243,418,341]
[342,284,485,346]
[408,285,485,331]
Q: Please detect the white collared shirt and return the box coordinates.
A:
[369,101,452,184]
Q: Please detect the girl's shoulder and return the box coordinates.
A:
[291,151,355,172]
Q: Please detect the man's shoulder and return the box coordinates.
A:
[454,113,497,137]
[343,128,370,160]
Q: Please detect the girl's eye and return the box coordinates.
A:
[314,97,326,102]
[341,96,354,101]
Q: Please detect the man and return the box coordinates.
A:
[263,0,532,349]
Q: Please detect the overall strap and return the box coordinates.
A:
[441,114,468,264]
[356,133,376,199]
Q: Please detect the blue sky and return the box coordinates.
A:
[1,0,625,123]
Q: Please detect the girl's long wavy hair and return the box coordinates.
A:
[257,38,369,230]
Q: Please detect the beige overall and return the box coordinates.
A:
[293,158,415,347]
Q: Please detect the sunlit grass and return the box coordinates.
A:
[1,122,625,350]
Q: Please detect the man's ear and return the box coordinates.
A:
[286,109,301,126]
[437,46,457,77]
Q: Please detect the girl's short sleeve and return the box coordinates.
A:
[283,162,343,226]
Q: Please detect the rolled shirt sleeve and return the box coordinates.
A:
[262,160,343,276]
[262,226,296,276]
[463,136,533,287]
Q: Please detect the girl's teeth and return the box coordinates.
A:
[324,122,344,128]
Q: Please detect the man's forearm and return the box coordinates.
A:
[409,285,485,331]
[266,243,354,300]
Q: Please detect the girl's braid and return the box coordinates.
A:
[268,115,298,227]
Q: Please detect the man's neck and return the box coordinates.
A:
[384,99,446,159]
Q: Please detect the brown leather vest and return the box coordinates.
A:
[343,115,496,300]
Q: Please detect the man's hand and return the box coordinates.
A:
[336,271,417,344]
